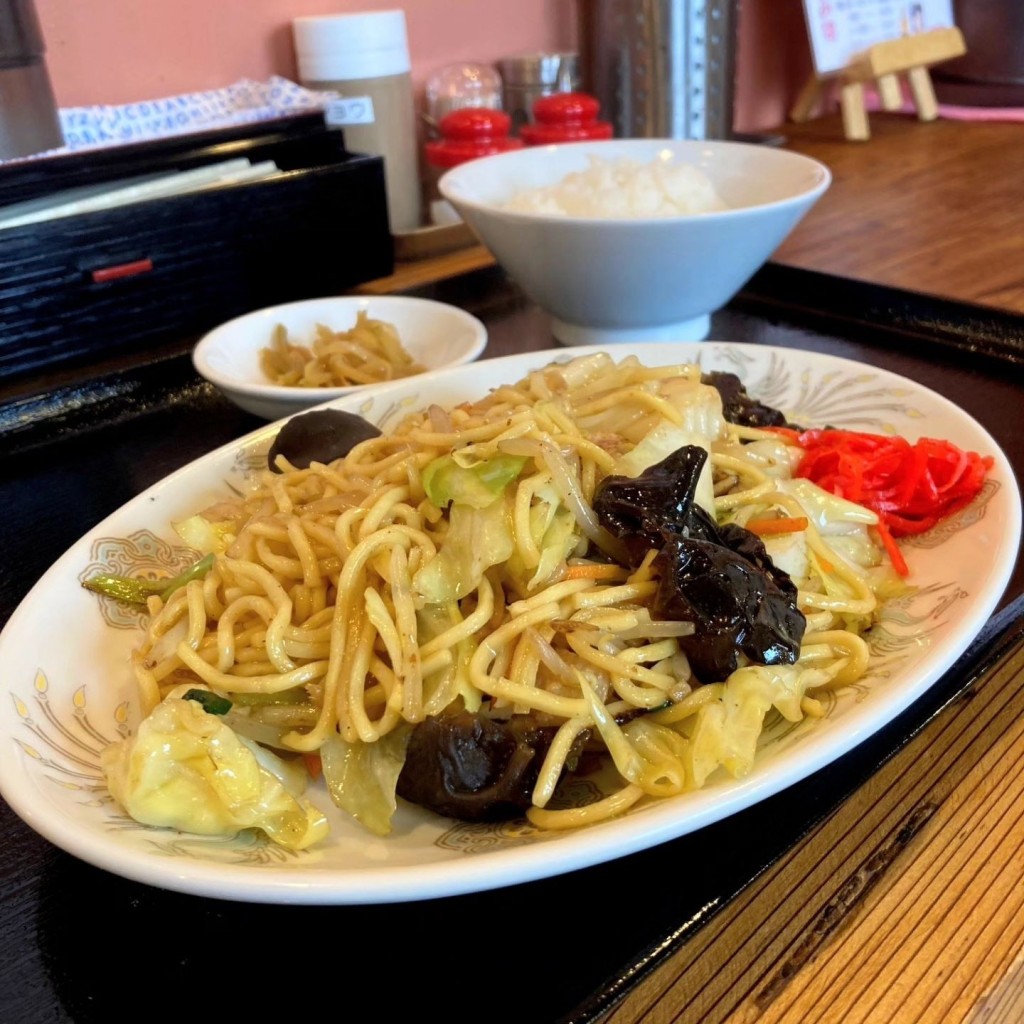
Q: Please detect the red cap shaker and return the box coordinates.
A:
[424,108,523,224]
[424,108,523,170]
[519,92,614,145]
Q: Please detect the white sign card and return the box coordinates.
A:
[802,0,956,75]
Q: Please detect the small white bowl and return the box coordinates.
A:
[192,295,488,420]
[439,138,831,345]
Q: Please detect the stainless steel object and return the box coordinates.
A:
[577,0,739,140]
[0,0,62,160]
[495,52,580,135]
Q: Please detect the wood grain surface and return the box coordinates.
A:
[773,115,1024,314]
[600,626,1024,1024]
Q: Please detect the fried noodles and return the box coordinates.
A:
[107,354,898,844]
[259,310,425,388]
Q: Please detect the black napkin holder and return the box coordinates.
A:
[0,112,394,383]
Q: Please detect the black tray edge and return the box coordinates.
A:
[4,263,1024,462]
[738,264,1024,372]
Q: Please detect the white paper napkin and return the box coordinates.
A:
[2,77,332,164]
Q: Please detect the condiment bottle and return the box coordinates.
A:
[292,10,421,232]
[424,109,522,224]
[424,61,503,132]
[520,92,613,145]
[496,51,580,136]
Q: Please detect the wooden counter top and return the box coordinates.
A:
[773,114,1024,315]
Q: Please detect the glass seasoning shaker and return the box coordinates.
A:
[423,61,503,136]
[292,10,422,232]
[423,109,522,225]
[519,92,613,145]
[495,51,580,135]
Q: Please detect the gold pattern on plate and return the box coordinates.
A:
[78,529,200,629]
[435,778,607,852]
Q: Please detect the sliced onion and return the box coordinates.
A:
[427,403,453,433]
[526,628,579,686]
[499,435,631,565]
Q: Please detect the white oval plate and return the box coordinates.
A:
[1,343,1019,904]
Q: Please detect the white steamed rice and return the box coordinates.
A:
[500,156,729,218]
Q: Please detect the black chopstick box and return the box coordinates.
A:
[0,112,394,383]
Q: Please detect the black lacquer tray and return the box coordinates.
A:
[1,264,1022,1024]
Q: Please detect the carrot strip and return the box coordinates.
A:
[303,752,323,781]
[745,516,809,536]
[874,521,909,578]
[766,426,802,443]
[563,563,629,581]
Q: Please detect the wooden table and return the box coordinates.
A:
[773,114,1024,316]
[605,621,1024,1024]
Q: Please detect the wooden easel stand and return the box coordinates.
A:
[791,26,967,141]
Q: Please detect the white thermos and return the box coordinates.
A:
[293,9,421,232]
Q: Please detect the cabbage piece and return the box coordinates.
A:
[320,726,411,836]
[416,604,481,713]
[778,477,878,534]
[530,506,579,589]
[413,496,515,604]
[613,377,725,516]
[657,376,728,443]
[682,663,831,786]
[622,717,692,796]
[713,437,802,479]
[614,420,718,516]
[173,514,236,555]
[501,479,581,593]
[552,352,617,390]
[101,686,328,851]
[827,532,884,570]
[422,453,527,510]
[762,530,810,582]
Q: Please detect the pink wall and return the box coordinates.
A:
[36,1,577,107]
[35,0,811,133]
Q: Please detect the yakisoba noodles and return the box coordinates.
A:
[100,353,898,849]
[259,310,425,388]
